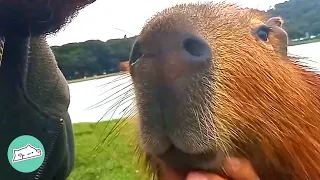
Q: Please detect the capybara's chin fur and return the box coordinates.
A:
[0,0,95,36]
[130,2,320,180]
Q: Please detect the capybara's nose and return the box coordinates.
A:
[130,33,212,84]
[181,34,212,65]
[159,33,212,84]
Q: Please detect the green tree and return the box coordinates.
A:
[267,0,320,39]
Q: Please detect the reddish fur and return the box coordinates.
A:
[132,2,320,180]
[214,11,320,178]
[216,47,320,179]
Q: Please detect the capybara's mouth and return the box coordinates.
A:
[156,145,224,175]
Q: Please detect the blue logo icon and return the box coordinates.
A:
[7,135,45,173]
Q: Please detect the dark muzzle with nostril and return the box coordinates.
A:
[128,14,227,177]
[182,35,212,64]
[130,33,212,84]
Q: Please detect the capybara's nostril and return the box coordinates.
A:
[182,35,212,63]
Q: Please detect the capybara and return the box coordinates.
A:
[129,2,320,180]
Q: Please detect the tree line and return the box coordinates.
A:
[267,0,320,39]
[52,0,320,80]
[52,36,137,80]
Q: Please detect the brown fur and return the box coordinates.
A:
[129,2,320,180]
[265,17,289,56]
[0,0,96,36]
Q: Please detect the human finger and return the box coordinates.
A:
[223,157,259,180]
[186,172,226,180]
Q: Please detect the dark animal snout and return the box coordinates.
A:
[130,32,212,84]
[182,35,212,64]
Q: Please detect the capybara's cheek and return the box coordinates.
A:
[131,2,320,180]
[262,41,274,51]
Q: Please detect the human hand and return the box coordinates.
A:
[186,158,259,180]
[158,157,259,180]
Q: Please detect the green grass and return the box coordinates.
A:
[67,72,126,84]
[67,120,148,180]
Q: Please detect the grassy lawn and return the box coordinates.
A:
[67,72,126,84]
[67,120,149,180]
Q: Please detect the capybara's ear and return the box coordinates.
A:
[265,16,288,57]
[0,0,96,36]
[265,17,284,28]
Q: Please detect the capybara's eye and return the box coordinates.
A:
[129,40,143,66]
[255,25,271,42]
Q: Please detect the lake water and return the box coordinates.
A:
[68,42,320,124]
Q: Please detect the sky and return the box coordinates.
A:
[47,0,288,46]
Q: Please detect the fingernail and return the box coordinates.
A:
[186,172,208,180]
[224,158,241,174]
